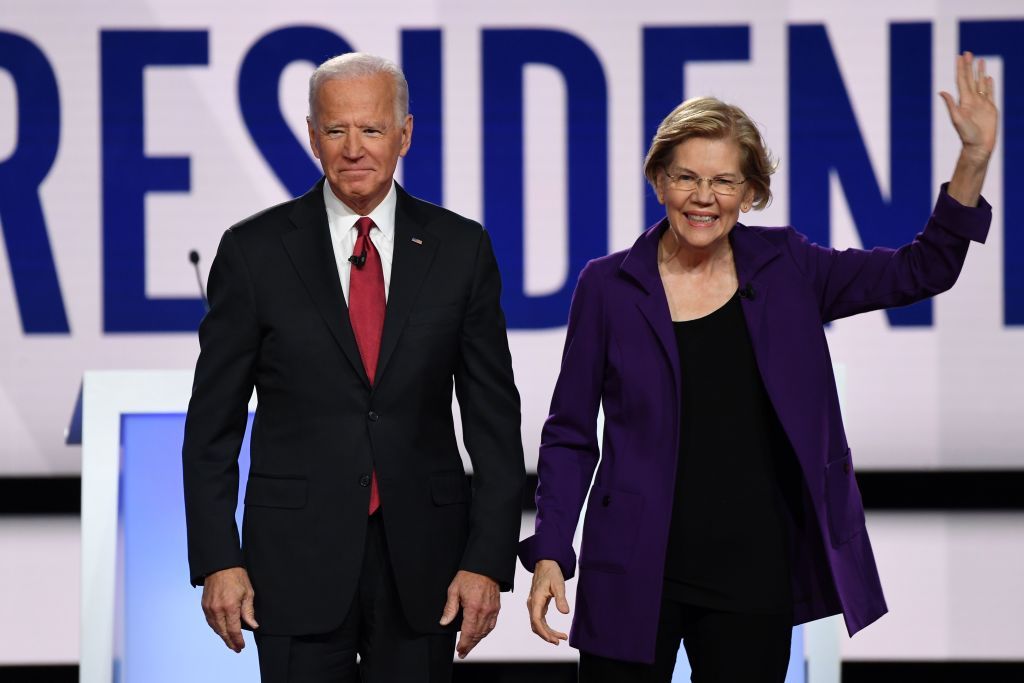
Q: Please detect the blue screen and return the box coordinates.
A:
[121,413,260,681]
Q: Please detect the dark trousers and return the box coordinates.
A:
[254,513,457,683]
[578,601,792,683]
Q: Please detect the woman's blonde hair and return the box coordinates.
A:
[644,96,777,210]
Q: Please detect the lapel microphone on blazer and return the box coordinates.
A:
[739,283,756,300]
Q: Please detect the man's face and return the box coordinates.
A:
[307,74,412,215]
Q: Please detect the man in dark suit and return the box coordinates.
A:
[182,52,525,682]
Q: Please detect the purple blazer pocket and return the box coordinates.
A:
[825,449,866,547]
[579,487,645,574]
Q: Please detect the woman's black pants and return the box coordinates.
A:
[578,601,792,683]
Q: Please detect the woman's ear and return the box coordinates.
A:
[655,174,666,205]
[740,186,755,213]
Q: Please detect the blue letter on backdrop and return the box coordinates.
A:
[961,20,1024,326]
[483,29,608,328]
[0,32,68,333]
[401,29,443,205]
[790,23,933,326]
[101,30,208,332]
[642,27,750,228]
[239,27,352,198]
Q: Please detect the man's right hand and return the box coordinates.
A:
[527,559,570,645]
[201,566,259,652]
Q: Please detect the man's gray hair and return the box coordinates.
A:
[308,53,409,125]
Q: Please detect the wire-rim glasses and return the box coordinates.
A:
[663,169,747,196]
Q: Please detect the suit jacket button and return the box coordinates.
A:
[359,474,371,487]
[843,461,851,474]
[368,411,379,422]
[601,495,611,507]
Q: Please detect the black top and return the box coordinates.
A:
[662,291,799,614]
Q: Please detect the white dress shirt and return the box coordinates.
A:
[323,180,396,304]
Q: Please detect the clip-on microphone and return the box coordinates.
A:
[349,250,367,268]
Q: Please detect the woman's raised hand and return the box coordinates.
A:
[940,52,998,206]
[940,51,998,162]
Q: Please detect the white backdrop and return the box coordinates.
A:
[1,0,1022,476]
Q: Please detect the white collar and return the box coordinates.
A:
[322,180,397,240]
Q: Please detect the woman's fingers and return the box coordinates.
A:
[527,579,569,644]
[942,52,999,155]
[984,74,996,101]
[527,588,555,642]
[553,579,571,615]
[939,91,956,118]
[956,52,972,98]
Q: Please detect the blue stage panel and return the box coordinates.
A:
[121,413,259,682]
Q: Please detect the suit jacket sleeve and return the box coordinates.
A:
[182,228,261,586]
[517,260,606,580]
[787,184,991,323]
[454,229,526,590]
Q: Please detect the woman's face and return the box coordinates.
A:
[656,137,755,253]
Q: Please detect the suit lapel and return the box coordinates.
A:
[619,221,680,398]
[281,180,371,388]
[729,224,781,371]
[374,186,438,385]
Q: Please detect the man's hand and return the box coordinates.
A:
[201,566,259,652]
[527,559,570,645]
[439,570,500,659]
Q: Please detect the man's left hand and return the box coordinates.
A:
[439,569,500,659]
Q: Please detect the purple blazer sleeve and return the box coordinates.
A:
[518,260,607,579]
[785,184,991,323]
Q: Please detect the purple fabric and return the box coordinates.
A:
[518,185,991,664]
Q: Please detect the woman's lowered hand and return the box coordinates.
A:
[527,559,571,645]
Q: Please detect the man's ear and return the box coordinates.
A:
[306,116,320,160]
[399,114,413,157]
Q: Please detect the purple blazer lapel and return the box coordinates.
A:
[729,224,781,361]
[619,221,680,397]
[728,225,824,480]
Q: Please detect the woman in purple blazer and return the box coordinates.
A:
[518,53,997,681]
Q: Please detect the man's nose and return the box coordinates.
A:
[343,132,363,159]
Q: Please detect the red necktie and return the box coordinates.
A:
[349,216,384,514]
